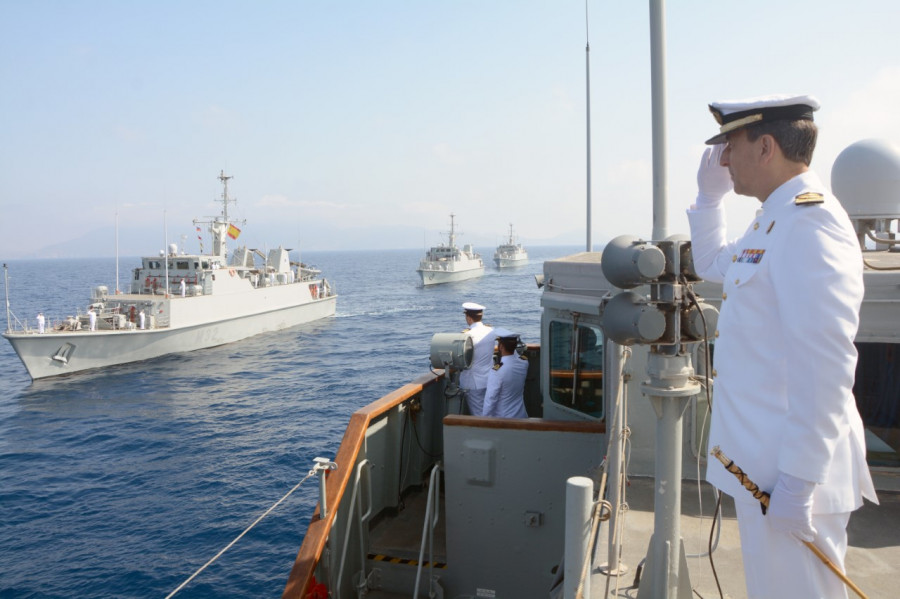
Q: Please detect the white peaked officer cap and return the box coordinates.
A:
[705,94,820,145]
[492,328,519,341]
[462,302,485,313]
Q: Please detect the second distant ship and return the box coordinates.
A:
[416,214,484,286]
[493,223,529,268]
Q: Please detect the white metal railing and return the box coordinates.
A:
[334,459,373,598]
[414,462,443,598]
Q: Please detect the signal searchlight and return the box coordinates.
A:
[429,333,474,370]
[600,234,718,347]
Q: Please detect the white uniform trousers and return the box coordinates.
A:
[465,388,486,416]
[734,499,850,599]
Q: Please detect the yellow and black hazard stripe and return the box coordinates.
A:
[367,553,447,569]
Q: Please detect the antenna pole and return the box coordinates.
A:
[585,0,593,252]
[3,263,10,334]
[164,210,170,296]
[115,208,120,294]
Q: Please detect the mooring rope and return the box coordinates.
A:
[165,468,319,598]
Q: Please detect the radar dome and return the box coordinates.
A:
[831,139,900,219]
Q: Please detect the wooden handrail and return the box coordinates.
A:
[444,414,605,433]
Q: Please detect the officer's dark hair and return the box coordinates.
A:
[465,310,483,322]
[498,337,518,353]
[745,119,817,166]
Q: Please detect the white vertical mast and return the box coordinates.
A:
[448,213,457,248]
[650,0,669,240]
[212,170,236,259]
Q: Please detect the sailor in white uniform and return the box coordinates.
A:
[88,307,97,331]
[482,329,528,419]
[36,312,45,334]
[687,94,877,599]
[458,302,496,416]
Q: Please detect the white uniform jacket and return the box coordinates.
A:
[459,322,496,392]
[483,354,529,418]
[688,171,877,513]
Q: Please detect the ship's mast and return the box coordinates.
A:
[219,170,234,224]
[217,170,234,258]
[210,170,236,259]
[448,213,457,248]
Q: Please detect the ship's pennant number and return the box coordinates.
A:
[51,343,75,364]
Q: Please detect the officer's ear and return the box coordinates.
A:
[759,134,779,164]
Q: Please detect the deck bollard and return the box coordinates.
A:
[565,476,593,599]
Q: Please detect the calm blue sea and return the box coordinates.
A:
[0,246,579,599]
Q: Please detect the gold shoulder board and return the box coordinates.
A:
[519,354,528,361]
[493,363,502,370]
[794,192,824,206]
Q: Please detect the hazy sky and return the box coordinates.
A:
[2,1,899,258]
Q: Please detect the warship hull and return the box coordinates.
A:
[5,290,336,380]
[416,264,484,286]
[493,255,529,268]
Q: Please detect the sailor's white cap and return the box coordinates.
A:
[462,302,485,313]
[492,327,519,340]
[705,94,820,145]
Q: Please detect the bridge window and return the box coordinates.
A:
[548,320,604,419]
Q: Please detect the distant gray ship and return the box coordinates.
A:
[3,171,336,380]
[493,223,529,268]
[416,214,484,286]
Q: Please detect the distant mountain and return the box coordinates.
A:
[3,223,590,259]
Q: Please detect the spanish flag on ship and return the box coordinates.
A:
[227,224,241,240]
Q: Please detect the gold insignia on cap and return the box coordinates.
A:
[794,192,824,206]
[719,113,764,135]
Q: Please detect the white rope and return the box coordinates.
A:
[165,468,318,599]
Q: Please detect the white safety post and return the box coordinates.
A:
[312,457,337,518]
[565,476,593,599]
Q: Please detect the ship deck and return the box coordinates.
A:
[365,477,899,599]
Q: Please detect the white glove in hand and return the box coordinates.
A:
[767,472,817,542]
[695,144,733,208]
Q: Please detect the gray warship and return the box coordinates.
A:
[3,171,336,380]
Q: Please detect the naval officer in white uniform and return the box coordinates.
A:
[482,329,528,419]
[458,302,496,416]
[687,94,877,599]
